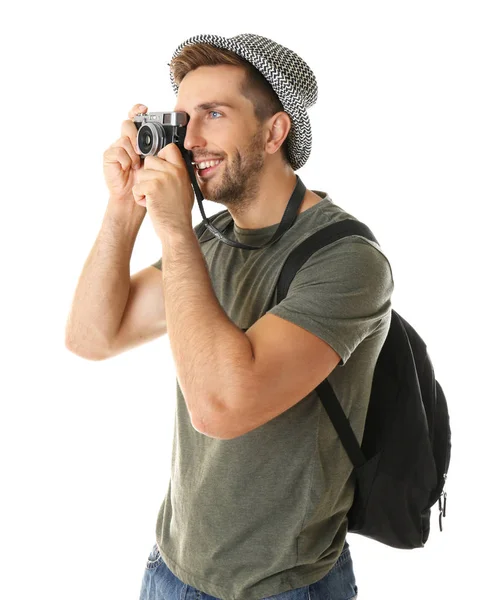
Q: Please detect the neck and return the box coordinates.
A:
[227,165,300,230]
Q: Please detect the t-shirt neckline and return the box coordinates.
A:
[231,191,331,244]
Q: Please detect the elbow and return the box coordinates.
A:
[191,394,238,440]
[65,339,108,361]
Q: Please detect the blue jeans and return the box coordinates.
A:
[139,540,358,600]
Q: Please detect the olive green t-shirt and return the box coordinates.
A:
[151,190,394,599]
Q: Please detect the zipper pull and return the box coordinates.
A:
[438,491,447,531]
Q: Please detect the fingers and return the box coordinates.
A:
[127,103,147,120]
[106,136,141,170]
[121,103,148,154]
[104,104,148,172]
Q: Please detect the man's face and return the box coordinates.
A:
[174,65,267,209]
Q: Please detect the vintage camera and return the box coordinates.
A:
[133,111,191,159]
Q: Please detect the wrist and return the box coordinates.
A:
[104,200,146,237]
[106,198,145,220]
[160,223,195,245]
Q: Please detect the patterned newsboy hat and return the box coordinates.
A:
[169,33,318,171]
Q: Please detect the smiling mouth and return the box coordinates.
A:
[194,160,224,178]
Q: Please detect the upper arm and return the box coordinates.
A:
[106,264,166,359]
[223,314,341,438]
[214,238,393,439]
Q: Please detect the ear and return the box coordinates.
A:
[265,112,292,156]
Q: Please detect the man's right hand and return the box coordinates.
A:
[103,103,148,207]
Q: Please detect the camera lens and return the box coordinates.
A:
[137,123,166,156]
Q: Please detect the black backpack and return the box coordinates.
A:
[275,218,452,549]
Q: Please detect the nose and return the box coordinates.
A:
[183,117,207,152]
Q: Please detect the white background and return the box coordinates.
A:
[1,1,495,598]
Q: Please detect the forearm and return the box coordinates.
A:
[65,200,145,359]
[160,229,254,434]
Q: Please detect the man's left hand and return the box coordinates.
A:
[132,143,194,238]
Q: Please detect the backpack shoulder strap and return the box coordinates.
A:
[275,218,379,468]
[276,218,378,303]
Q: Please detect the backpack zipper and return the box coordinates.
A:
[438,474,448,531]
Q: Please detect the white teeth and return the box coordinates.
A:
[196,159,222,170]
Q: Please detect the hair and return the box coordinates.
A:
[169,43,292,167]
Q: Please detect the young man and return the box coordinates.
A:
[66,33,394,600]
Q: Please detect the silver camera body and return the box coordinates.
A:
[133,111,190,158]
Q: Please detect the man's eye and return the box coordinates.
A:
[208,111,222,119]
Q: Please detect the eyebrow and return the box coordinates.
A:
[193,102,236,112]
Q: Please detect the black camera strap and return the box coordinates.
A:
[180,148,307,250]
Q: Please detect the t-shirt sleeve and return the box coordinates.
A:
[267,236,394,367]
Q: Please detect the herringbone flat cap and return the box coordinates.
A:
[169,33,318,171]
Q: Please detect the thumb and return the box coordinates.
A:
[159,142,184,167]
